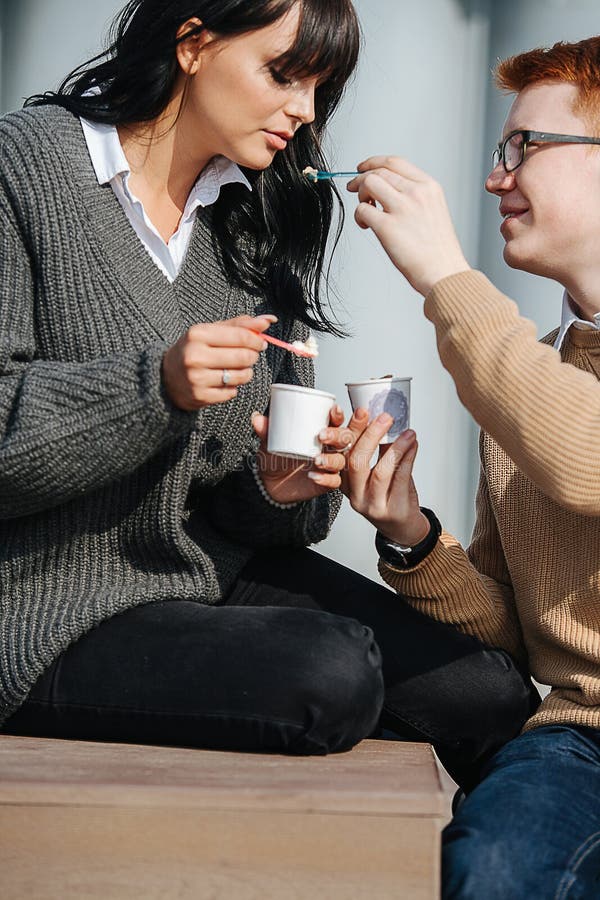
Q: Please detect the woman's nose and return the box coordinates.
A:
[286,81,316,126]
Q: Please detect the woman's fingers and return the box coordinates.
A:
[319,406,367,454]
[227,313,278,331]
[309,407,356,485]
[188,322,269,352]
[196,345,262,370]
[185,365,254,391]
[251,412,268,442]
[307,470,343,491]
[189,386,239,405]
[313,450,347,475]
[327,404,346,429]
[163,315,278,412]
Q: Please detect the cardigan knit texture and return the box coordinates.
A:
[0,105,339,725]
[380,269,600,734]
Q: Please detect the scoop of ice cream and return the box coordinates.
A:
[302,166,319,183]
[292,334,319,357]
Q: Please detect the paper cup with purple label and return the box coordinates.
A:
[346,376,411,444]
[267,383,336,459]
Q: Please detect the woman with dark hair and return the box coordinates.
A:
[0,0,532,773]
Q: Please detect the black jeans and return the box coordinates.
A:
[3,548,538,787]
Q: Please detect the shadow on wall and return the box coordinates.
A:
[453,0,490,19]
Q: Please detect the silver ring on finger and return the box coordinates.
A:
[341,440,353,453]
[222,368,232,386]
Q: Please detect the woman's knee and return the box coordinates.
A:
[438,647,534,753]
[469,648,535,743]
[286,613,384,754]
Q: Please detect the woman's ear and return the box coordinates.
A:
[175,17,211,76]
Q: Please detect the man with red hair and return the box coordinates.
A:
[344,36,600,898]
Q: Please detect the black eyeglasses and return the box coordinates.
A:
[492,129,600,173]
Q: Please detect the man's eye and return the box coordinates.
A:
[268,67,292,86]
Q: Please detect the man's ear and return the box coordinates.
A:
[175,17,213,76]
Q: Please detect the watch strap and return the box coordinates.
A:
[375,507,442,570]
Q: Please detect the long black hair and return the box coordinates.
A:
[26,0,361,335]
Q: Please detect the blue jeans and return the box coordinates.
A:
[443,724,600,899]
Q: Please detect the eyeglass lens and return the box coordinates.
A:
[493,133,525,171]
[504,132,524,171]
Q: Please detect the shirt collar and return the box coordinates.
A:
[80,117,252,210]
[553,289,600,351]
[81,117,129,185]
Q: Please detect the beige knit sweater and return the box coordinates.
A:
[380,270,600,733]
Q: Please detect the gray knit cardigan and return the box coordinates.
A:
[0,105,340,725]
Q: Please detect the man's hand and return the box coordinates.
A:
[341,407,430,546]
[347,156,470,297]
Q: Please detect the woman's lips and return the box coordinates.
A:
[263,131,289,151]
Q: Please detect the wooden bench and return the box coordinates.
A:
[0,735,449,899]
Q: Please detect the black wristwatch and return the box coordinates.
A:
[375,507,442,570]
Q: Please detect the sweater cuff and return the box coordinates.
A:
[378,530,476,599]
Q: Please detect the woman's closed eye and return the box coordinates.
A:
[267,66,293,87]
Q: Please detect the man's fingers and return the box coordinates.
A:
[348,413,393,467]
[354,201,387,233]
[384,435,419,505]
[354,156,429,182]
[342,413,393,507]
[364,430,417,507]
[356,173,408,213]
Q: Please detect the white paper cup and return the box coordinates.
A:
[267,383,336,459]
[346,376,411,444]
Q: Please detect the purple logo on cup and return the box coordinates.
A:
[368,388,409,439]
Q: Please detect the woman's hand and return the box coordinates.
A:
[251,405,354,505]
[341,408,430,546]
[347,156,470,297]
[162,314,276,411]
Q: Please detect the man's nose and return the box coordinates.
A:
[485,161,516,194]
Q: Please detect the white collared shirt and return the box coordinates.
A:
[553,290,600,351]
[80,117,251,282]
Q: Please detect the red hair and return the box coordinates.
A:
[495,36,600,129]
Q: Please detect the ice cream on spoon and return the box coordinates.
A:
[291,334,319,357]
[256,330,319,358]
[302,165,359,183]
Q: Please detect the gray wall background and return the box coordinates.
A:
[1,0,599,581]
